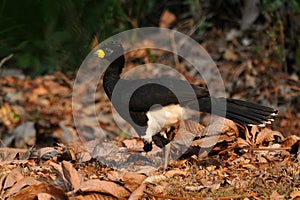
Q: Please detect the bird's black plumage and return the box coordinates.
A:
[96,41,278,153]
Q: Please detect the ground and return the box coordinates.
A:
[0,26,299,199]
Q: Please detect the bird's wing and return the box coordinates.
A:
[111,78,209,112]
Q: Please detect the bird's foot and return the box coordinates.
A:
[142,135,153,152]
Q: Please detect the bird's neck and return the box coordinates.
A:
[103,56,125,99]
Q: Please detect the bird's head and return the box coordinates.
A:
[94,41,124,62]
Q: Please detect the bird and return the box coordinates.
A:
[95,41,278,167]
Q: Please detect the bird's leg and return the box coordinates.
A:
[163,143,171,170]
[162,122,180,170]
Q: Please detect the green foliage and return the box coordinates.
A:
[180,0,200,19]
[262,0,300,74]
[262,0,299,13]
[0,0,166,75]
[0,0,128,75]
[296,47,300,71]
[196,14,214,34]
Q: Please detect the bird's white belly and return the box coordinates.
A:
[142,104,198,142]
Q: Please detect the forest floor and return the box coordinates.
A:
[0,26,299,199]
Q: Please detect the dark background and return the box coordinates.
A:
[0,0,299,76]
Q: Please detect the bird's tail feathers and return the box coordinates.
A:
[194,97,278,126]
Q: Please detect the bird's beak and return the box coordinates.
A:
[94,49,105,58]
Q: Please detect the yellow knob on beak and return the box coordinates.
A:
[95,49,105,58]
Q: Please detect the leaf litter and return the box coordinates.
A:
[0,28,300,199]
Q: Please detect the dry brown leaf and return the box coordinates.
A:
[122,138,144,150]
[38,147,59,161]
[236,137,251,147]
[192,135,228,148]
[224,49,238,61]
[0,173,8,193]
[152,184,168,194]
[281,135,300,149]
[62,160,83,191]
[255,128,284,145]
[49,161,70,191]
[222,119,239,136]
[32,85,48,95]
[128,183,146,200]
[270,190,285,200]
[143,174,167,185]
[164,169,188,178]
[123,172,146,192]
[3,168,24,190]
[43,79,69,95]
[36,193,56,200]
[182,120,205,136]
[5,176,41,198]
[78,179,130,199]
[245,74,256,88]
[250,125,259,144]
[159,10,176,28]
[107,170,124,182]
[191,136,215,148]
[69,193,117,200]
[290,190,300,199]
[242,163,257,170]
[9,182,67,200]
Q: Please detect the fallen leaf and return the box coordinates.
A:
[224,49,238,61]
[5,176,41,198]
[3,168,24,190]
[236,137,251,147]
[78,179,130,199]
[143,175,166,185]
[107,170,124,182]
[222,119,239,136]
[159,10,176,28]
[122,138,144,150]
[255,128,284,145]
[8,182,67,200]
[62,160,83,191]
[245,74,256,88]
[38,147,59,161]
[50,161,71,191]
[123,172,146,192]
[192,135,221,148]
[290,190,300,199]
[128,183,146,200]
[36,193,56,200]
[281,135,300,149]
[69,193,116,200]
[182,120,205,136]
[270,190,285,200]
[32,85,48,95]
[165,169,188,178]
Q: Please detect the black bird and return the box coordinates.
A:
[95,41,277,162]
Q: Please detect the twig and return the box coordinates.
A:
[0,147,28,153]
[170,31,180,68]
[144,190,248,200]
[0,54,13,69]
[246,147,290,151]
[55,71,73,88]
